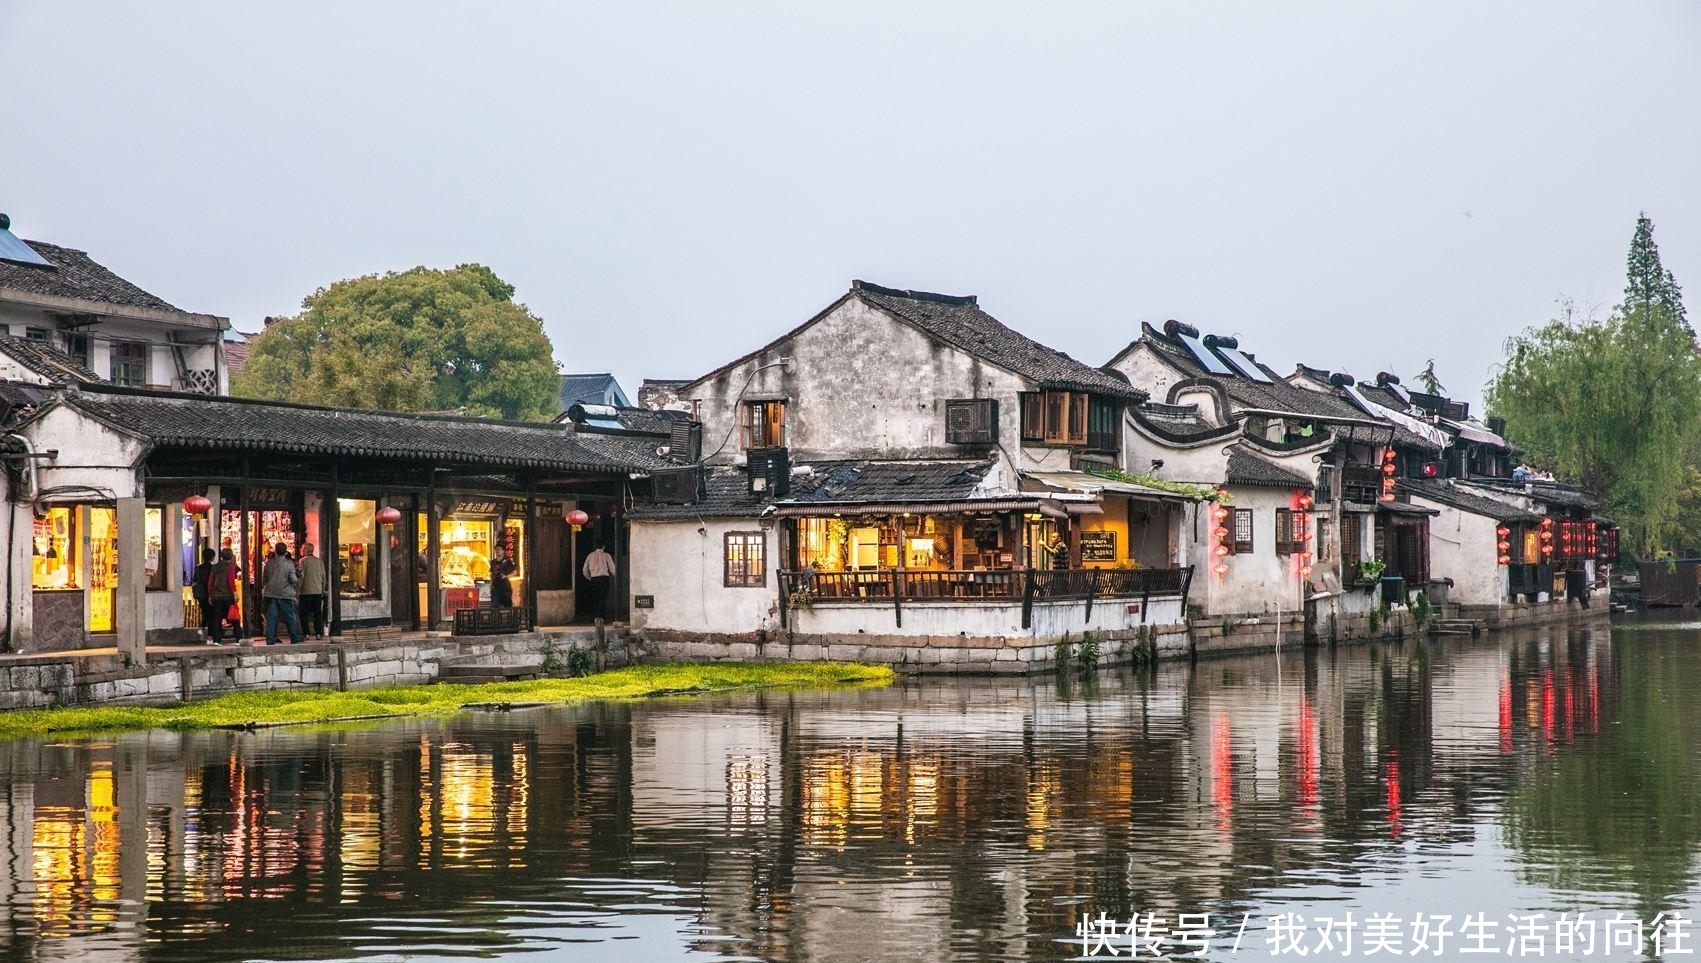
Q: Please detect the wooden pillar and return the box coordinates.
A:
[115,496,147,662]
[327,466,342,637]
[524,480,539,628]
[426,478,441,630]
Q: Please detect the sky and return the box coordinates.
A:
[2,1,1697,411]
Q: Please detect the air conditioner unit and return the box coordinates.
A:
[747,446,790,496]
[945,398,997,445]
[651,466,703,504]
[668,419,702,463]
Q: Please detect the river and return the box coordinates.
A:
[1,613,1695,961]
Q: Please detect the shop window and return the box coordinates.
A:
[338,499,381,599]
[724,532,766,587]
[740,401,785,449]
[89,508,117,632]
[31,507,78,589]
[112,341,148,387]
[1230,508,1254,555]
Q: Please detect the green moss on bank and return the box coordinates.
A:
[0,662,893,742]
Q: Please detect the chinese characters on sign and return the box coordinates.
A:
[1075,910,1692,957]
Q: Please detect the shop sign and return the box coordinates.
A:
[451,499,508,517]
[245,487,294,509]
[538,502,564,518]
[634,595,655,609]
[148,483,202,504]
[1080,531,1118,562]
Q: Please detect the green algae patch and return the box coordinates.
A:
[0,662,894,741]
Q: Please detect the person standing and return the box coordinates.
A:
[582,542,616,620]
[297,542,328,640]
[261,542,303,645]
[191,547,216,644]
[208,548,239,645]
[490,546,516,609]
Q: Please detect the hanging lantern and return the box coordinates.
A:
[1213,562,1229,576]
[1539,530,1553,542]
[566,509,590,529]
[1214,545,1230,558]
[1297,494,1314,510]
[1496,526,1510,538]
[1497,540,1510,553]
[1213,526,1229,540]
[183,494,212,516]
[1498,554,1511,565]
[1540,543,1554,556]
[1213,506,1230,522]
[375,506,403,526]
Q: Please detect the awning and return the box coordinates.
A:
[1443,418,1507,447]
[773,498,1046,518]
[1020,470,1194,502]
[1376,500,1440,518]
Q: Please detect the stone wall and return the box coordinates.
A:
[0,630,612,710]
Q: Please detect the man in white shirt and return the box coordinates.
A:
[582,543,616,620]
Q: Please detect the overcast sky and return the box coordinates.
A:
[3,2,1697,410]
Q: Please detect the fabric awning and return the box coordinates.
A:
[773,498,1046,518]
[1376,500,1440,518]
[1020,469,1194,501]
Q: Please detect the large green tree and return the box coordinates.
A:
[235,264,560,420]
[1486,214,1699,556]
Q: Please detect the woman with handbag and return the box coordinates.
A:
[207,548,239,645]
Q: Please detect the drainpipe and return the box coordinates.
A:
[2,432,46,653]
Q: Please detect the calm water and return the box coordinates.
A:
[4,614,1700,962]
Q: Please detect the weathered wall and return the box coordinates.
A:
[1416,497,1504,606]
[628,518,781,635]
[685,298,1031,464]
[1192,486,1307,618]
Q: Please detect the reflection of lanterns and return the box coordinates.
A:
[566,509,590,529]
[375,506,403,526]
[184,494,212,515]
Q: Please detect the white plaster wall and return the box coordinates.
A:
[1193,486,1307,616]
[629,519,780,634]
[793,596,1185,639]
[1108,342,1186,403]
[1416,497,1505,606]
[684,297,1032,463]
[144,592,183,632]
[24,406,144,496]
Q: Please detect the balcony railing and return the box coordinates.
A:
[777,566,1193,630]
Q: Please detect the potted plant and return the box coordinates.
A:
[1357,559,1387,590]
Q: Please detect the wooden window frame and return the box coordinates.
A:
[739,401,786,450]
[1020,393,1044,443]
[723,532,767,588]
[1275,508,1297,556]
[1231,508,1254,555]
[112,340,148,387]
[1027,391,1091,446]
[1340,514,1363,575]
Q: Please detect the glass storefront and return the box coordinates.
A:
[337,499,379,599]
[31,507,77,590]
[794,514,1021,572]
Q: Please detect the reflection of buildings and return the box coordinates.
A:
[0,626,1631,963]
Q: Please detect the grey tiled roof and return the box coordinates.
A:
[1,240,183,312]
[853,282,1145,399]
[1225,448,1313,489]
[629,459,997,520]
[785,459,992,505]
[1131,401,1238,443]
[1401,478,1543,523]
[0,334,102,384]
[1462,478,1598,511]
[59,385,671,473]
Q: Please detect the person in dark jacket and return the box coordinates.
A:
[192,548,216,644]
[207,548,239,645]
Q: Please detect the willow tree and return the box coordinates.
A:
[235,264,560,420]
[1486,214,1699,556]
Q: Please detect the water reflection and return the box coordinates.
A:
[0,616,1697,961]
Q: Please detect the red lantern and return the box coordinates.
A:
[1497,540,1510,552]
[566,509,590,528]
[1496,526,1510,538]
[1498,554,1511,565]
[183,494,212,516]
[375,506,403,526]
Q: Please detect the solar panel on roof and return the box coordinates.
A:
[0,227,51,268]
[1219,346,1273,383]
[1178,333,1234,375]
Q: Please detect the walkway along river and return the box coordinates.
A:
[0,614,1695,961]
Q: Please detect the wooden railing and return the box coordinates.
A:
[777,566,1194,630]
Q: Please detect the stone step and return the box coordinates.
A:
[1429,619,1484,635]
[436,662,538,683]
